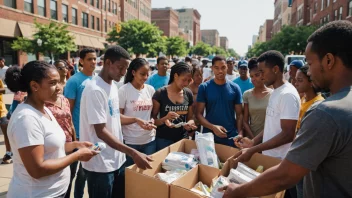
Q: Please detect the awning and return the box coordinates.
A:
[18,22,35,38]
[71,33,83,46]
[0,18,21,38]
[89,37,105,49]
[79,34,94,48]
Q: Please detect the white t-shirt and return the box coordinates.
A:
[0,66,9,82]
[118,83,155,145]
[202,67,214,82]
[262,82,300,159]
[80,76,126,173]
[7,104,70,198]
[226,71,240,82]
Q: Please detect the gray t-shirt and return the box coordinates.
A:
[286,86,352,198]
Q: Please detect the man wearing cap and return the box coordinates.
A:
[226,59,240,81]
[289,60,304,85]
[233,60,254,94]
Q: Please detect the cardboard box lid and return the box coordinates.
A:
[170,165,221,198]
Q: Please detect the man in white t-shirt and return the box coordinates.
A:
[233,50,300,160]
[226,58,240,81]
[80,46,154,198]
[0,57,9,82]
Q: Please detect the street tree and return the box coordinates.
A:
[212,46,229,57]
[12,20,76,61]
[228,48,240,59]
[108,20,163,57]
[190,42,213,56]
[166,36,188,57]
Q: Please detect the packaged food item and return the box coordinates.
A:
[191,181,211,197]
[90,142,106,153]
[195,132,219,169]
[154,169,187,184]
[162,152,198,171]
[210,176,230,198]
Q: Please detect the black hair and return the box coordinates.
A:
[157,56,168,64]
[79,48,96,59]
[104,45,130,64]
[308,20,352,69]
[257,50,285,72]
[173,58,179,64]
[124,58,149,84]
[0,57,4,61]
[185,57,192,63]
[212,56,226,66]
[248,58,258,71]
[168,62,193,84]
[54,60,67,67]
[5,61,56,94]
[192,67,202,77]
[299,65,322,93]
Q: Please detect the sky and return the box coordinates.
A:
[152,0,275,56]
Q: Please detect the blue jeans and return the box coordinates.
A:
[84,163,126,198]
[74,163,87,198]
[156,137,174,151]
[125,140,157,167]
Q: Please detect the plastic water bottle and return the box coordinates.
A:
[90,142,106,152]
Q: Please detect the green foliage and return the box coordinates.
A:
[247,25,318,58]
[212,46,229,57]
[190,42,213,56]
[108,20,163,57]
[12,20,77,59]
[228,48,240,59]
[166,36,188,57]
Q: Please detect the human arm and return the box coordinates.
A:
[242,95,254,138]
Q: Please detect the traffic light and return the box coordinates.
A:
[116,23,122,33]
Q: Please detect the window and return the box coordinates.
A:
[108,0,111,12]
[103,0,106,10]
[90,0,94,6]
[37,0,46,16]
[314,2,318,13]
[97,17,100,31]
[113,3,117,14]
[24,0,33,13]
[349,0,352,16]
[72,8,77,25]
[321,0,324,10]
[96,0,100,9]
[4,0,16,8]
[91,15,95,29]
[335,9,338,20]
[327,14,330,22]
[104,19,107,32]
[327,0,330,7]
[50,0,57,20]
[82,12,88,28]
[320,18,323,25]
[339,6,343,19]
[62,4,68,22]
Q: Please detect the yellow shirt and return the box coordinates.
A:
[0,79,7,118]
[297,94,325,130]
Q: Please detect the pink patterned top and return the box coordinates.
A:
[45,95,74,142]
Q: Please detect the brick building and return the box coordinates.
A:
[273,0,291,34]
[120,0,151,23]
[151,7,179,37]
[291,0,352,26]
[201,29,219,47]
[0,0,121,65]
[258,19,274,42]
[219,36,228,50]
[176,8,201,46]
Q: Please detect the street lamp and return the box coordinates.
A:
[37,39,43,46]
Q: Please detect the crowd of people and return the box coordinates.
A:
[0,20,350,198]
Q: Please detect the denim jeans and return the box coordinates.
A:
[84,163,126,198]
[74,163,87,198]
[156,137,175,151]
[125,140,157,167]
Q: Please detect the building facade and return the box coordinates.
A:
[273,0,291,34]
[120,0,151,23]
[258,19,273,43]
[201,29,220,47]
[220,36,228,50]
[176,8,201,46]
[151,7,179,37]
[0,0,121,65]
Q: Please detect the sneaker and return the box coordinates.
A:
[1,153,12,164]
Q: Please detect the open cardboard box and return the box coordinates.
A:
[220,153,286,198]
[125,139,239,198]
[170,165,221,198]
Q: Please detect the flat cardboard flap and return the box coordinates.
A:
[169,139,197,153]
[214,143,240,162]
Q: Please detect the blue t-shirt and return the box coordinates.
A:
[233,77,254,95]
[64,72,93,138]
[197,79,243,146]
[146,73,170,91]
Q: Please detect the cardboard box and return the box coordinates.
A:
[170,165,221,198]
[125,139,239,198]
[220,153,286,198]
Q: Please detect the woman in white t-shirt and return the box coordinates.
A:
[119,58,157,166]
[5,61,97,198]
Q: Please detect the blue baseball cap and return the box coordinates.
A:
[238,60,248,68]
[290,60,304,69]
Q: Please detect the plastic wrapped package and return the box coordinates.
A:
[227,169,253,184]
[191,182,211,197]
[162,152,198,171]
[236,163,260,180]
[191,149,200,162]
[154,170,187,184]
[195,132,219,169]
[210,176,230,198]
